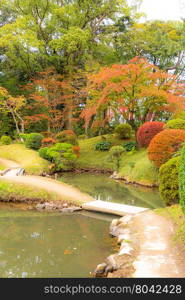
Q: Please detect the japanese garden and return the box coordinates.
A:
[0,0,185,278]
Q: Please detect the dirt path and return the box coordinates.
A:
[2,175,94,203]
[0,158,20,168]
[130,210,185,278]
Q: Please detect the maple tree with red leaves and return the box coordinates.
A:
[81,57,185,132]
[24,68,85,132]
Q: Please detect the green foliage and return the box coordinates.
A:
[19,133,29,142]
[39,143,77,171]
[179,146,185,214]
[38,147,50,161]
[55,130,78,145]
[25,133,44,150]
[114,20,184,74]
[159,157,179,206]
[0,135,12,145]
[114,124,132,139]
[109,146,125,170]
[122,141,137,152]
[95,141,111,151]
[164,118,185,130]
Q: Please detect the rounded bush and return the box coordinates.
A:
[95,141,111,151]
[159,157,179,205]
[137,121,164,147]
[0,135,12,145]
[38,147,50,160]
[55,130,78,145]
[25,133,44,150]
[164,118,185,130]
[148,129,185,167]
[114,124,132,139]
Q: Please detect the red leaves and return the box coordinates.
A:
[148,129,185,167]
[81,57,185,129]
[137,121,164,147]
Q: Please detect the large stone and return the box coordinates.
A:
[93,263,107,277]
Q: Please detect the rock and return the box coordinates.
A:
[93,263,107,277]
[118,242,133,256]
[105,254,118,271]
[117,232,131,245]
[119,215,132,225]
[36,203,45,210]
[60,206,82,213]
[63,203,68,208]
[110,223,127,237]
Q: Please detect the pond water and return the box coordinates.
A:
[0,203,114,278]
[59,173,164,209]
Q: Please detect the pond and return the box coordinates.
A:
[0,203,114,278]
[59,173,164,209]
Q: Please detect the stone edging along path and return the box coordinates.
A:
[94,211,185,278]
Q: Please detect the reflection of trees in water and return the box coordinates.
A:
[0,215,112,278]
[60,173,162,208]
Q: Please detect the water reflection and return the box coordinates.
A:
[0,208,113,278]
[59,173,164,208]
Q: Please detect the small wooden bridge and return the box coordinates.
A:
[82,200,149,216]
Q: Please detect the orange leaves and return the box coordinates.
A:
[82,56,185,130]
[148,129,185,167]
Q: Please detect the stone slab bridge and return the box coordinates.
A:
[82,200,149,216]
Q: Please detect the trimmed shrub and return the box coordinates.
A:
[179,146,185,214]
[39,143,78,171]
[137,121,164,147]
[95,141,111,151]
[148,129,185,167]
[123,141,137,152]
[114,124,132,139]
[164,118,185,130]
[0,135,12,145]
[159,157,179,205]
[25,133,44,150]
[41,137,56,147]
[55,130,78,145]
[38,147,50,160]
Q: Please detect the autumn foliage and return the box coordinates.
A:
[81,57,185,131]
[137,121,164,147]
[148,129,185,167]
[41,137,56,147]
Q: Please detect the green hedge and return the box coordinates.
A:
[164,118,185,130]
[179,146,185,214]
[159,157,179,206]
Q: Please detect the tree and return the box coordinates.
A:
[81,57,185,132]
[24,68,84,132]
[0,0,139,85]
[0,87,26,134]
[114,20,185,77]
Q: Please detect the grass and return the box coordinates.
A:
[78,135,159,186]
[77,134,132,171]
[0,144,50,175]
[0,179,62,203]
[155,205,185,249]
[119,149,159,186]
[0,178,81,205]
